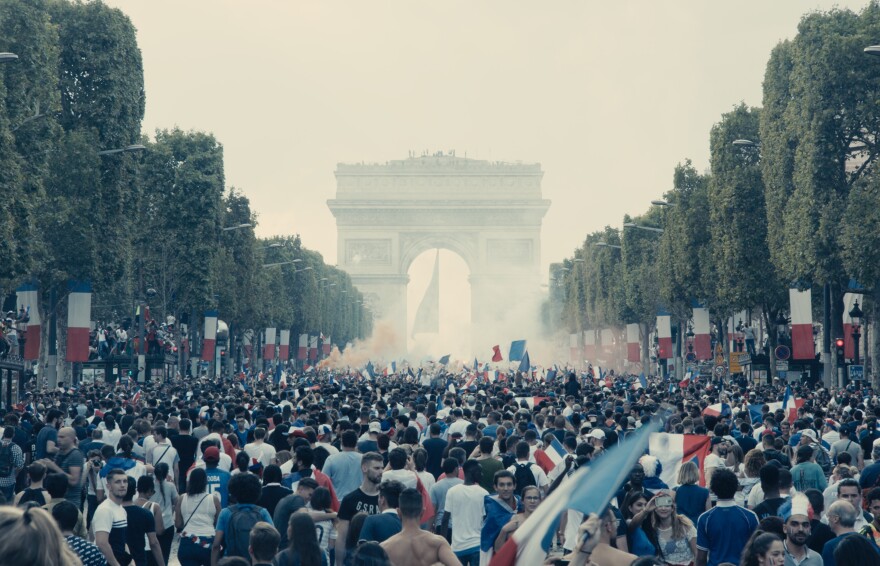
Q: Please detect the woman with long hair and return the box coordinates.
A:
[623,490,657,557]
[494,485,542,552]
[674,462,710,525]
[630,491,697,566]
[174,468,221,566]
[149,462,178,564]
[344,512,368,566]
[274,512,327,566]
[307,486,337,564]
[739,531,784,566]
[136,475,166,566]
[0,505,81,566]
[738,450,765,507]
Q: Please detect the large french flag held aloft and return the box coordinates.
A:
[626,323,640,363]
[16,283,40,360]
[648,433,713,487]
[263,328,276,361]
[297,334,308,360]
[692,305,712,360]
[789,287,813,360]
[66,281,92,362]
[278,330,290,361]
[657,312,672,359]
[202,310,218,362]
[535,436,567,474]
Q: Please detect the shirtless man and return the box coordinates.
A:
[382,487,461,566]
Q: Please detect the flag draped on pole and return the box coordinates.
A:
[509,340,526,362]
[278,330,290,361]
[66,281,92,362]
[626,324,640,363]
[16,283,40,360]
[657,312,672,359]
[692,305,712,360]
[263,328,276,361]
[648,433,712,487]
[491,419,660,566]
[297,334,308,360]
[202,310,218,362]
[789,288,813,360]
[517,351,531,374]
[491,345,503,362]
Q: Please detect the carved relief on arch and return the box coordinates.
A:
[398,232,479,274]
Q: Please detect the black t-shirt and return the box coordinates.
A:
[754,497,786,520]
[171,434,199,475]
[337,488,379,521]
[124,504,155,566]
[459,440,478,458]
[423,437,447,479]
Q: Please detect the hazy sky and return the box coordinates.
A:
[104,0,872,352]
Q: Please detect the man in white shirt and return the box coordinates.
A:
[704,437,729,486]
[93,468,129,566]
[441,459,488,566]
[506,440,550,495]
[244,426,277,468]
[147,425,179,481]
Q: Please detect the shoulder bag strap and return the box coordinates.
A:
[181,494,209,532]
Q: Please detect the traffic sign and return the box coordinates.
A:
[685,352,697,363]
[730,356,742,374]
[775,345,791,361]
[738,353,752,366]
[775,360,789,372]
[714,365,725,377]
[849,365,865,381]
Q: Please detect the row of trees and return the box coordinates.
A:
[0,0,370,380]
[554,3,880,388]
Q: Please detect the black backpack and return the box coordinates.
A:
[0,443,14,477]
[225,504,263,558]
[512,462,537,496]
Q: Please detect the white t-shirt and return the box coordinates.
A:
[444,483,489,552]
[149,442,179,480]
[92,498,128,545]
[382,468,418,489]
[243,441,276,468]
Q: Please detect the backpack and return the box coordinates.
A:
[224,504,263,558]
[814,445,832,476]
[0,443,13,477]
[512,462,537,496]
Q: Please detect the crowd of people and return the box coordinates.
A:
[0,365,879,566]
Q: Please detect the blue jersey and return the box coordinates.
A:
[205,467,231,507]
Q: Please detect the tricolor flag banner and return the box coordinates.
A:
[242,331,253,362]
[648,433,712,487]
[513,396,547,409]
[584,330,596,361]
[16,283,41,360]
[728,310,747,353]
[263,328,276,361]
[789,288,814,360]
[679,371,692,389]
[569,333,580,363]
[657,312,672,359]
[843,292,864,360]
[308,335,318,361]
[535,436,567,474]
[490,420,660,566]
[491,345,503,362]
[626,323,640,363]
[297,334,308,360]
[600,328,614,359]
[202,310,218,362]
[278,330,290,361]
[66,281,92,362]
[702,403,732,419]
[322,335,332,356]
[509,340,527,362]
[692,306,712,360]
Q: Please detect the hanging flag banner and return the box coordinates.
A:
[66,281,92,362]
[278,330,290,361]
[297,334,308,360]
[308,335,318,361]
[584,330,596,361]
[16,283,40,360]
[626,323,640,363]
[263,328,276,361]
[843,292,864,360]
[728,310,747,353]
[692,306,712,361]
[322,335,332,356]
[600,328,614,359]
[789,288,813,360]
[657,313,672,359]
[569,333,580,363]
[202,310,218,362]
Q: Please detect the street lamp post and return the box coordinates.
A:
[849,300,863,371]
[593,241,622,249]
[623,222,665,234]
[0,52,19,62]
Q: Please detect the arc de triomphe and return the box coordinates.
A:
[328,152,550,351]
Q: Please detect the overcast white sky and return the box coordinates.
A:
[105,0,872,350]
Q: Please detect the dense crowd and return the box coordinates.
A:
[0,367,879,566]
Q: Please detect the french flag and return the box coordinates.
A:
[569,333,580,363]
[762,385,804,423]
[297,334,308,360]
[16,283,41,360]
[202,310,218,362]
[626,323,640,363]
[657,312,672,359]
[278,330,290,361]
[692,306,712,360]
[535,436,567,474]
[702,403,732,418]
[789,288,813,360]
[263,328,276,361]
[648,433,713,487]
[514,396,547,409]
[65,281,92,362]
[679,371,692,389]
[308,335,318,361]
[490,420,659,566]
[584,330,596,361]
[600,328,614,360]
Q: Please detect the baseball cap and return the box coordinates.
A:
[801,429,817,441]
[588,429,605,440]
[203,447,220,462]
[369,421,382,433]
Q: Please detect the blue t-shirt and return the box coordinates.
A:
[205,467,231,507]
[215,504,273,556]
[675,484,709,525]
[696,502,759,566]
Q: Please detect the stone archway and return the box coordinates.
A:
[328,152,550,353]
